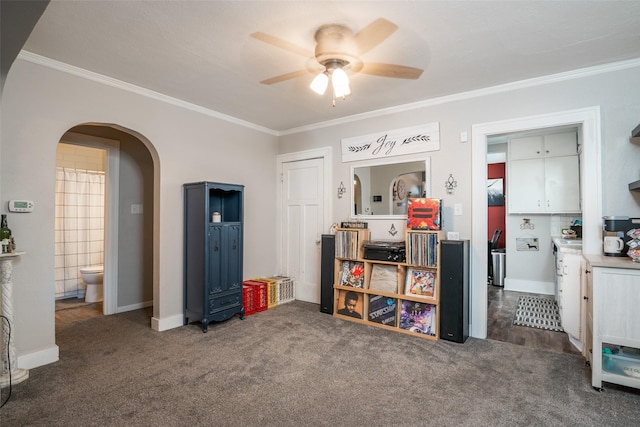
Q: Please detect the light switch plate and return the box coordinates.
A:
[454,203,463,215]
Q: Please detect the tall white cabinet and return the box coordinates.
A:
[583,255,640,391]
[508,130,580,214]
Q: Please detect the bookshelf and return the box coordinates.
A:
[333,228,446,341]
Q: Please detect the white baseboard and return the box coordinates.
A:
[17,344,59,370]
[151,313,184,332]
[568,334,583,352]
[504,278,555,295]
[117,299,153,313]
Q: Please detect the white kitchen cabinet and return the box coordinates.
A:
[509,131,577,160]
[583,256,640,391]
[508,129,580,214]
[558,253,582,340]
[508,155,580,213]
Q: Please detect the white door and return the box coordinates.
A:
[282,158,324,303]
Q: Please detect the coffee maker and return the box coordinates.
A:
[602,216,640,257]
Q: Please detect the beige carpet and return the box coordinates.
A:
[3,301,639,426]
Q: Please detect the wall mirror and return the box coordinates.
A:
[352,158,430,218]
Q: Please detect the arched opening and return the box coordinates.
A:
[53,122,160,333]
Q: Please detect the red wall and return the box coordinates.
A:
[488,163,506,248]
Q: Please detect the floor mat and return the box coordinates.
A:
[513,295,564,332]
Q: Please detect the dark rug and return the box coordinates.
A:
[513,295,564,332]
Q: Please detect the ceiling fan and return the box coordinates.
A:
[251,18,423,105]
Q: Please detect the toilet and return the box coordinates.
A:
[80,265,104,303]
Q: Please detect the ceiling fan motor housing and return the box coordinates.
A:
[314,24,359,68]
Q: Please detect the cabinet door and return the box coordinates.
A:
[209,225,223,293]
[509,135,544,160]
[544,131,577,157]
[225,224,242,291]
[545,156,580,213]
[508,158,545,213]
[561,254,582,338]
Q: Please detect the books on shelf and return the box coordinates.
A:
[340,221,368,229]
[368,264,398,293]
[399,300,436,336]
[368,295,397,326]
[405,268,436,299]
[338,261,365,288]
[335,229,361,259]
[407,198,442,230]
[406,232,438,266]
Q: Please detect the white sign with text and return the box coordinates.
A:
[341,122,440,162]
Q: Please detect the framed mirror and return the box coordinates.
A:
[352,158,430,218]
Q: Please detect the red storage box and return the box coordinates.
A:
[243,280,268,313]
[242,285,258,316]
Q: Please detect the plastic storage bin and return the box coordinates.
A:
[602,348,640,378]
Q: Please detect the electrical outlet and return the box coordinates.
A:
[447,232,460,240]
[131,204,143,214]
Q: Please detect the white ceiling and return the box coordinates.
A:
[20,0,640,133]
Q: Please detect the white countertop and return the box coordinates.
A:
[552,236,583,254]
[583,254,640,270]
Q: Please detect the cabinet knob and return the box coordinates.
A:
[585,269,591,274]
[583,296,588,300]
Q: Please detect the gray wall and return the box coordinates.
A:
[279,65,640,236]
[1,58,278,369]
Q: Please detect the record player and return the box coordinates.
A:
[363,240,406,263]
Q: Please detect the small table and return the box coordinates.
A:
[0,251,29,387]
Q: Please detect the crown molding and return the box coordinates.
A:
[17,51,279,136]
[18,50,640,137]
[280,57,640,135]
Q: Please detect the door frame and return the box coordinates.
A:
[470,106,602,338]
[59,132,120,315]
[276,147,332,278]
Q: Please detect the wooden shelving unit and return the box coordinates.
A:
[332,228,446,341]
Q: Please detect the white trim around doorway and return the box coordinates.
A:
[470,106,602,339]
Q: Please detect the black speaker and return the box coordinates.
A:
[439,240,470,343]
[320,234,335,314]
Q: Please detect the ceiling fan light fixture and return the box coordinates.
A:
[310,72,329,95]
[331,67,350,98]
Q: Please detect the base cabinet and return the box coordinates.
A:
[184,182,244,332]
[585,260,640,391]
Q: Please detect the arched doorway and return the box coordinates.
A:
[54,123,159,331]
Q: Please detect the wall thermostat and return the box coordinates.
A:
[8,200,34,212]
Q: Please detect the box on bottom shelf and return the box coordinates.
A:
[602,347,640,378]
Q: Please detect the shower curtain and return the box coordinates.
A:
[54,167,105,299]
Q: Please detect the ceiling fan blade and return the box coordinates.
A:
[360,63,423,79]
[259,69,310,85]
[250,32,310,58]
[354,18,398,55]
